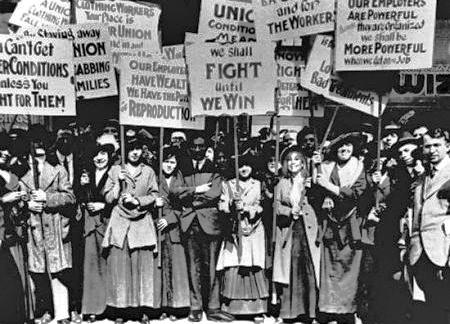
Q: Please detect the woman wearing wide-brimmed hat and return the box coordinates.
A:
[102,131,160,323]
[314,133,367,324]
[272,145,320,323]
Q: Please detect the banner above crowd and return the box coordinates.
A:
[301,35,387,117]
[335,0,436,71]
[198,0,256,43]
[186,41,277,117]
[23,23,118,100]
[0,35,76,116]
[120,46,204,130]
[275,46,324,117]
[9,0,70,29]
[254,0,334,42]
[76,0,161,67]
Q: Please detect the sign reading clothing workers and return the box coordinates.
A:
[253,0,334,42]
[335,0,436,71]
[23,23,118,100]
[0,35,75,116]
[9,0,70,29]
[275,47,324,117]
[186,41,277,117]
[198,0,256,43]
[76,0,161,66]
[301,34,387,117]
[120,48,204,130]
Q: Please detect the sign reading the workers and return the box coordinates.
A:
[391,65,450,98]
[254,0,334,42]
[0,35,75,116]
[198,0,256,43]
[275,46,323,117]
[186,41,277,116]
[23,23,118,99]
[76,0,161,66]
[335,0,436,71]
[301,35,387,117]
[120,49,204,130]
[9,0,70,29]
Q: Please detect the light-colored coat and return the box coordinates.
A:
[20,162,76,273]
[409,156,450,267]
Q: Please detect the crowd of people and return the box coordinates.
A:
[0,117,448,324]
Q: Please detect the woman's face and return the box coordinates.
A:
[216,152,228,170]
[267,157,278,174]
[127,147,143,164]
[162,156,177,176]
[286,152,303,175]
[93,150,109,170]
[0,149,10,166]
[337,143,354,162]
[238,164,252,179]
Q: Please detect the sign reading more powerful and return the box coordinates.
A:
[254,0,334,42]
[198,0,256,43]
[301,34,387,117]
[0,35,75,116]
[336,0,436,71]
[186,41,277,117]
[120,48,204,130]
[76,0,161,66]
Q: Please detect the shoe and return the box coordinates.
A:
[141,314,151,324]
[115,318,125,324]
[88,314,97,323]
[56,319,71,324]
[34,312,52,324]
[169,315,177,321]
[160,313,168,320]
[206,310,234,322]
[71,311,83,324]
[188,310,203,322]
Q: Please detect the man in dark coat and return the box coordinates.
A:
[179,135,233,322]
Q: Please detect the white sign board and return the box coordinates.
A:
[254,0,334,42]
[9,0,70,29]
[120,50,204,130]
[301,35,387,117]
[198,0,256,43]
[186,41,277,116]
[335,0,436,71]
[0,35,75,116]
[76,0,161,67]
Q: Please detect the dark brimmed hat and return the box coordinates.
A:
[327,132,363,156]
[280,145,303,163]
[392,131,419,151]
[382,120,401,136]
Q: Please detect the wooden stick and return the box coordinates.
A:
[375,94,383,208]
[233,116,242,259]
[158,127,164,268]
[214,118,220,149]
[70,0,76,24]
[271,88,280,254]
[319,106,339,152]
[120,125,126,168]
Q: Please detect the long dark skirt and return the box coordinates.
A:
[161,233,190,309]
[82,230,107,315]
[106,240,161,308]
[0,248,26,324]
[276,219,317,320]
[220,267,269,315]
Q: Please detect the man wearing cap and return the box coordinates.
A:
[408,128,450,324]
[179,134,234,322]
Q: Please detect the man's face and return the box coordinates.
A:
[413,126,428,139]
[423,135,449,165]
[190,138,206,161]
[302,134,316,150]
[398,143,418,166]
[382,132,398,149]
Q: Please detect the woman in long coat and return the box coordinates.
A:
[156,146,190,319]
[0,134,33,324]
[216,151,269,316]
[79,136,117,321]
[273,146,320,322]
[102,134,160,323]
[315,134,367,324]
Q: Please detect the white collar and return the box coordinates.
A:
[57,151,73,162]
[432,155,450,172]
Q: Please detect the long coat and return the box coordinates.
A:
[20,162,76,274]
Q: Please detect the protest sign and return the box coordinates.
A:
[0,35,75,116]
[23,23,118,100]
[186,41,277,117]
[76,0,161,66]
[120,52,204,130]
[9,0,70,29]
[335,0,436,71]
[253,0,334,42]
[275,46,324,117]
[391,65,450,98]
[198,0,256,43]
[301,35,387,117]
